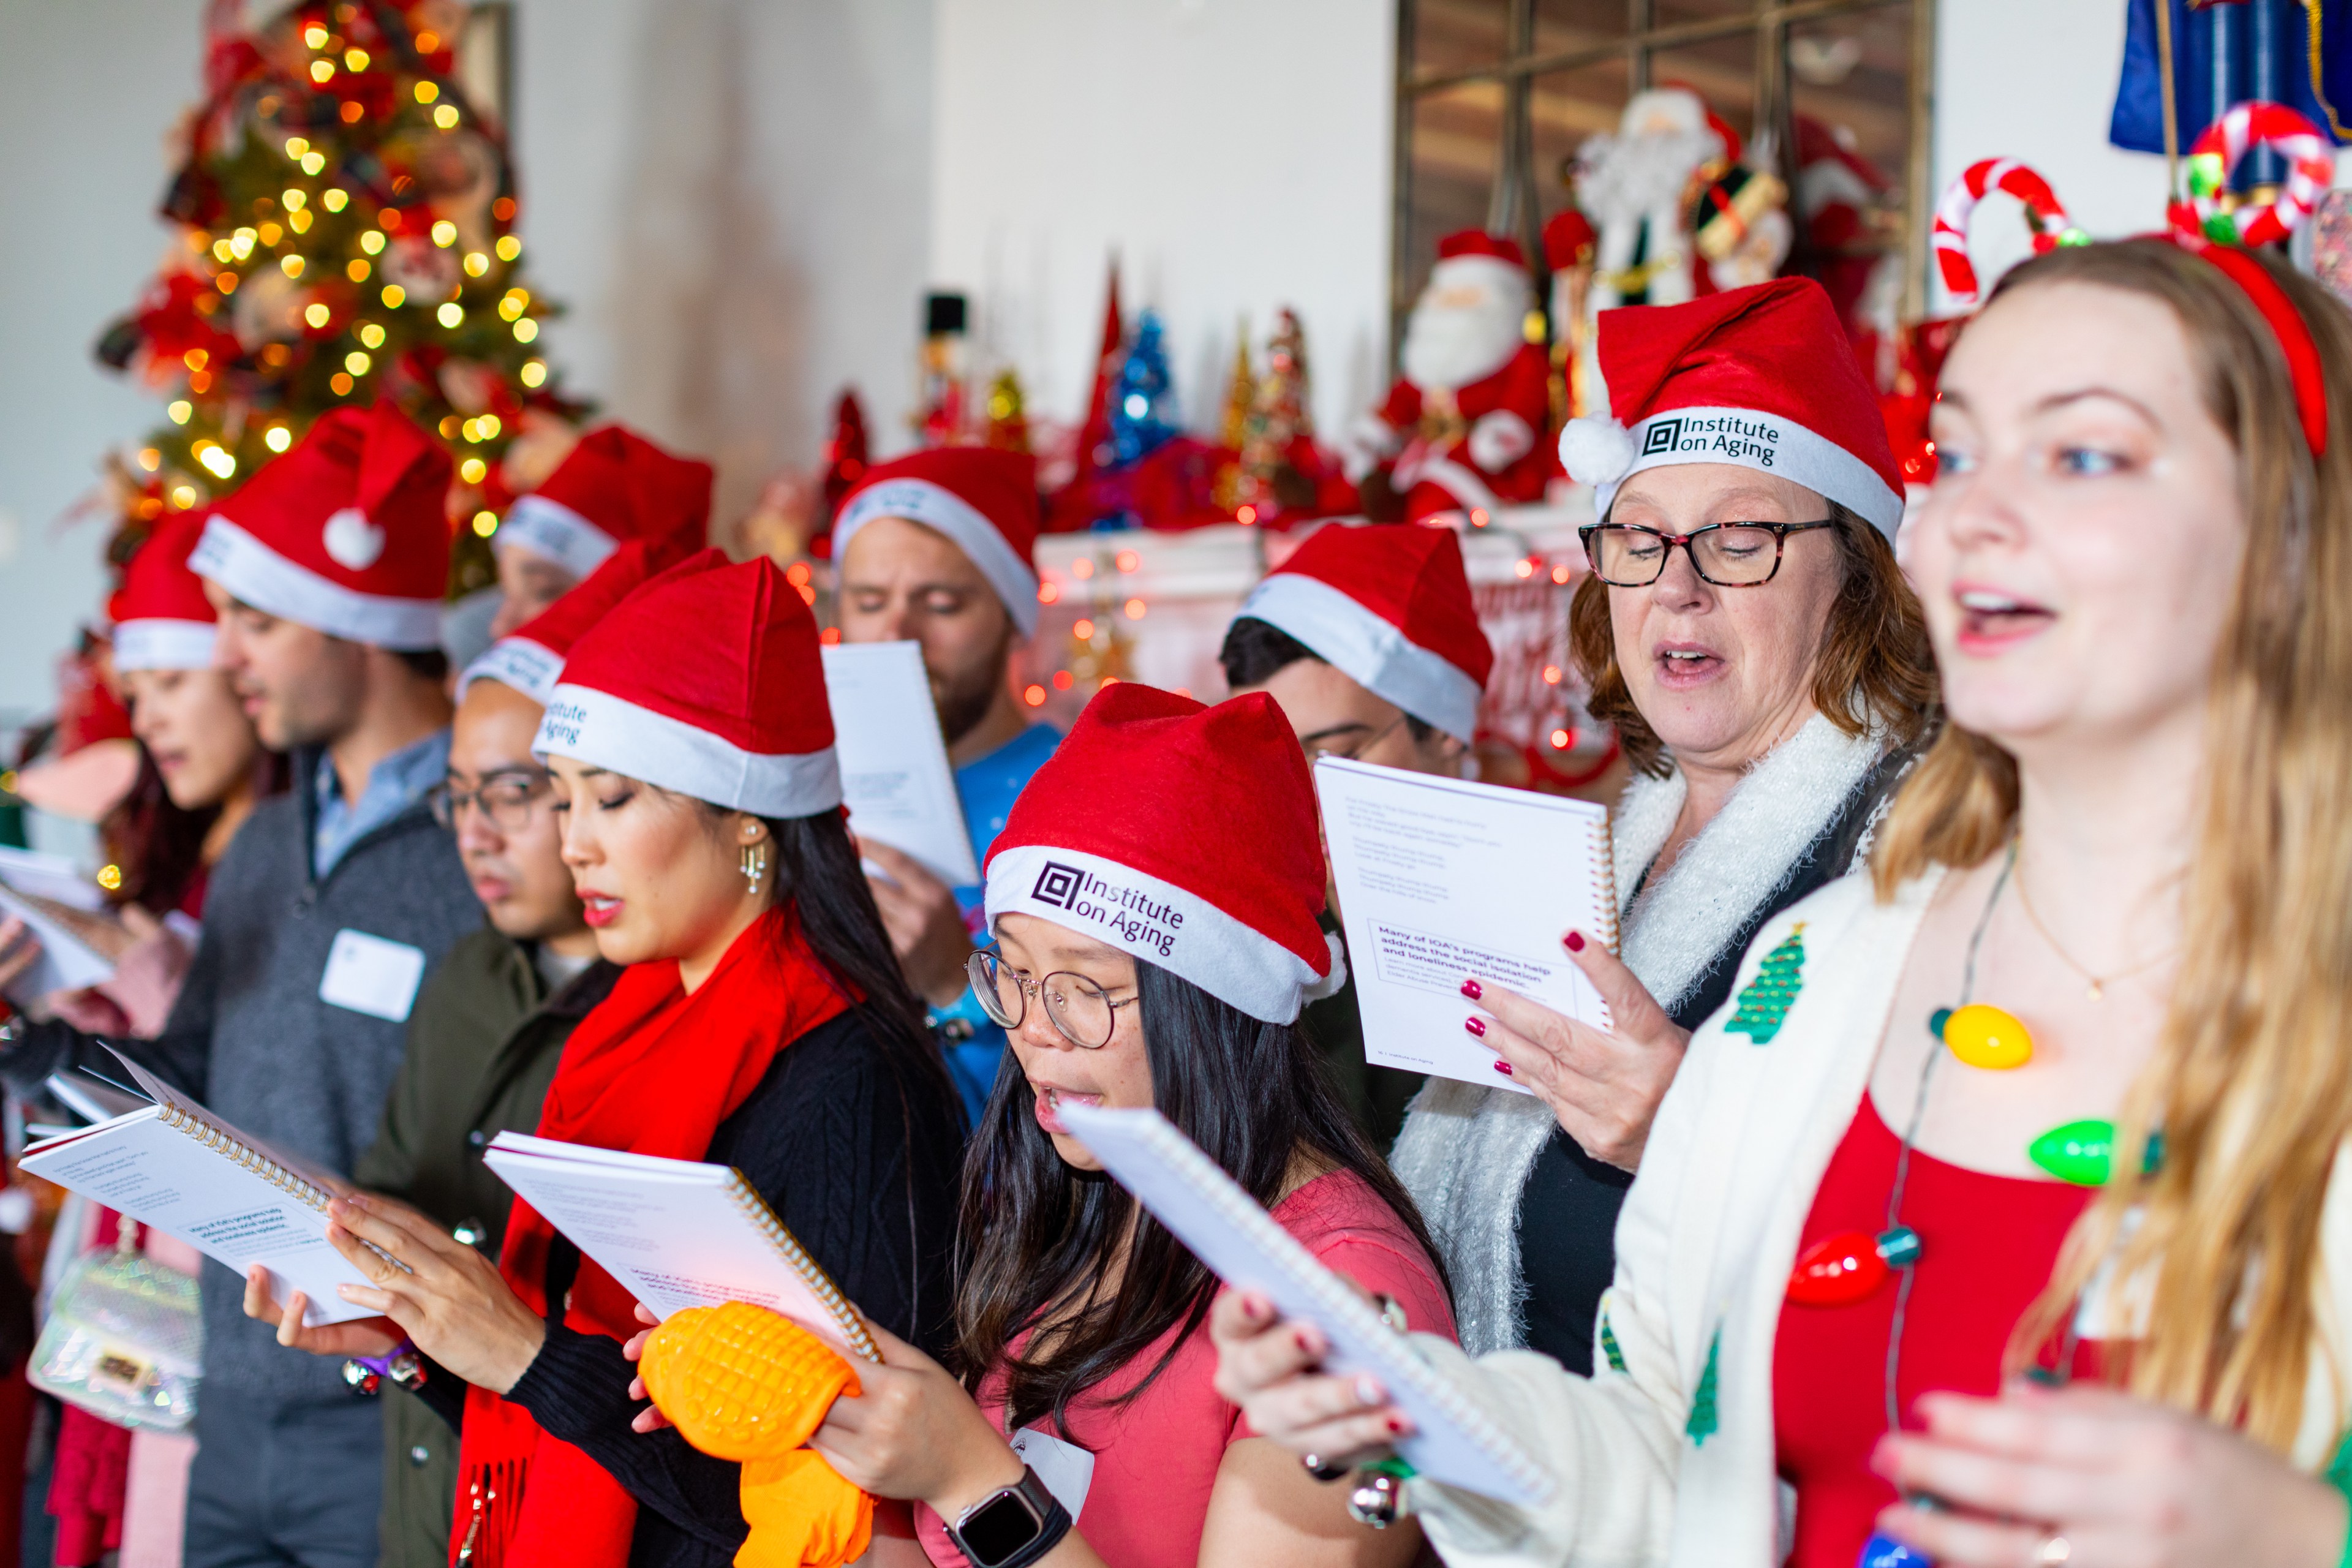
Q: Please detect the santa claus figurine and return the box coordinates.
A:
[1346,231,1551,522]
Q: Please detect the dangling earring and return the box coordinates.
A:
[740,841,767,895]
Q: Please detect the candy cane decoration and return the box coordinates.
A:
[2169,101,2335,249]
[1932,159,2089,306]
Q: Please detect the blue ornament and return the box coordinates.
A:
[1856,1531,1933,1568]
[1107,311,1180,466]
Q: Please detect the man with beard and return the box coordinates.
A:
[1346,230,1553,522]
[832,448,1058,1123]
[0,403,480,1568]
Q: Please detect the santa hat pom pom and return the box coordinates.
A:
[1559,416,1636,487]
[1303,930,1351,1003]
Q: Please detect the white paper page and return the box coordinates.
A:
[104,1046,350,1197]
[820,641,980,888]
[1059,1102,1553,1506]
[20,1110,381,1325]
[1314,758,1615,1093]
[0,887,113,1002]
[0,847,106,911]
[483,1133,878,1361]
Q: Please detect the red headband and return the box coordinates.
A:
[2163,232,2330,459]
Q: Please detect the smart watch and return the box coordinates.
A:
[946,1464,1071,1568]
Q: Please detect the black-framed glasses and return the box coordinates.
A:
[1578,520,1836,587]
[967,949,1138,1050]
[428,770,554,834]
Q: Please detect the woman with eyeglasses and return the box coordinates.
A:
[1390,277,1940,1372]
[245,552,962,1568]
[729,682,1452,1568]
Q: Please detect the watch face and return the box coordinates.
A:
[958,1491,1042,1564]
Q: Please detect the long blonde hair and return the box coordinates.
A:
[1872,238,2352,1451]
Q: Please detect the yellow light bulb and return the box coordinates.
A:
[282,189,307,211]
[459,457,488,484]
[460,417,481,442]
[288,208,312,233]
[519,360,547,388]
[284,137,310,159]
[513,318,538,344]
[170,485,197,508]
[478,413,501,440]
[360,230,385,255]
[320,185,345,209]
[430,220,457,247]
[304,152,328,177]
[463,252,489,277]
[472,511,498,538]
[382,284,407,308]
[495,235,521,262]
[330,372,354,396]
[497,296,522,321]
[415,81,440,104]
[256,221,282,247]
[96,864,123,892]
[344,47,369,70]
[137,447,160,470]
[345,350,372,375]
[346,258,371,281]
[437,301,464,328]
[304,302,331,329]
[212,238,235,263]
[280,254,304,278]
[311,59,335,83]
[265,426,292,453]
[432,103,460,130]
[167,401,192,424]
[358,322,386,348]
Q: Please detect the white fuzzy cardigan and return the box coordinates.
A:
[1400,869,2352,1568]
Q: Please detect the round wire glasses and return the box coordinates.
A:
[1578,519,1836,587]
[966,949,1137,1049]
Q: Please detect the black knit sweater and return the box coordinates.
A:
[418,1008,963,1568]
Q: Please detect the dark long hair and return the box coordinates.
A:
[101,743,288,914]
[738,807,952,1108]
[953,960,1447,1434]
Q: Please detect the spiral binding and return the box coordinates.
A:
[157,1103,404,1271]
[723,1171,881,1364]
[1589,810,1623,956]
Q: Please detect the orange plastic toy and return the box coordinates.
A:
[639,1302,872,1568]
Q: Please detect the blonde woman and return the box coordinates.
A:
[1210,238,2352,1567]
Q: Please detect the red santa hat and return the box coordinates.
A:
[983,683,1341,1023]
[832,448,1042,635]
[109,510,220,671]
[497,424,714,579]
[1428,229,1531,303]
[189,401,452,649]
[459,535,692,705]
[1557,276,1904,538]
[532,549,841,817]
[1235,524,1494,744]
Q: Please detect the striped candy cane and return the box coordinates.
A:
[1933,159,2089,306]
[2169,101,2336,249]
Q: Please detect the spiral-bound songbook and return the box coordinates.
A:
[21,1048,386,1325]
[1313,757,1619,1093]
[481,1132,878,1363]
[1059,1101,1555,1506]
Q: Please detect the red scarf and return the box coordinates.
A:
[452,908,853,1568]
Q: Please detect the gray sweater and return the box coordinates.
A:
[6,748,479,1403]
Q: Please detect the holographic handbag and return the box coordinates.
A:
[29,1223,202,1431]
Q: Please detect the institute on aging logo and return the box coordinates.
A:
[1031,862,1084,909]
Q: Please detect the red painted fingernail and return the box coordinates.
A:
[1564,930,1586,952]
[1492,1059,1513,1077]
[1460,978,1482,1000]
[1385,1416,1410,1436]
[1464,1016,1486,1038]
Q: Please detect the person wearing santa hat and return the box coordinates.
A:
[773,681,1450,1568]
[1219,521,1494,1145]
[334,543,685,1568]
[488,424,712,637]
[832,446,1062,1125]
[1379,276,1937,1379]
[249,551,962,1568]
[1346,232,1553,524]
[0,401,484,1568]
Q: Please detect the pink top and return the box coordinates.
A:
[916,1169,1456,1568]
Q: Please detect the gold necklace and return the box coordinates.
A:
[2012,845,2176,1001]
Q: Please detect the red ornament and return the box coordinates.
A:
[1787,1229,1890,1306]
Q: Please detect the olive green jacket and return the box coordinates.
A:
[352,924,618,1568]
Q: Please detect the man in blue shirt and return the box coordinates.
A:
[832,448,1060,1124]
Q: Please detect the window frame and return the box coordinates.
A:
[1389,0,1939,359]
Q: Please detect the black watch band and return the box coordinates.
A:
[945,1464,1072,1568]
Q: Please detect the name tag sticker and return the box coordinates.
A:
[1008,1425,1095,1520]
[318,929,426,1022]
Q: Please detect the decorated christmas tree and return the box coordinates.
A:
[1106,311,1179,466]
[1237,307,1315,519]
[1725,924,1807,1044]
[94,0,582,592]
[982,369,1030,454]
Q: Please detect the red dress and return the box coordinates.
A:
[1773,1095,2097,1568]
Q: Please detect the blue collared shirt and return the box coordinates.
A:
[312,728,452,878]
[938,723,1062,1125]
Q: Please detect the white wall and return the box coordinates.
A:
[0,0,208,726]
[927,0,1396,444]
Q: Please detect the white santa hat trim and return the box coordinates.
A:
[111,619,218,673]
[833,477,1041,636]
[458,636,562,706]
[1237,573,1485,744]
[1427,252,1529,296]
[1590,404,1904,539]
[190,518,443,649]
[984,842,1343,1025]
[533,680,843,818]
[496,494,621,579]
